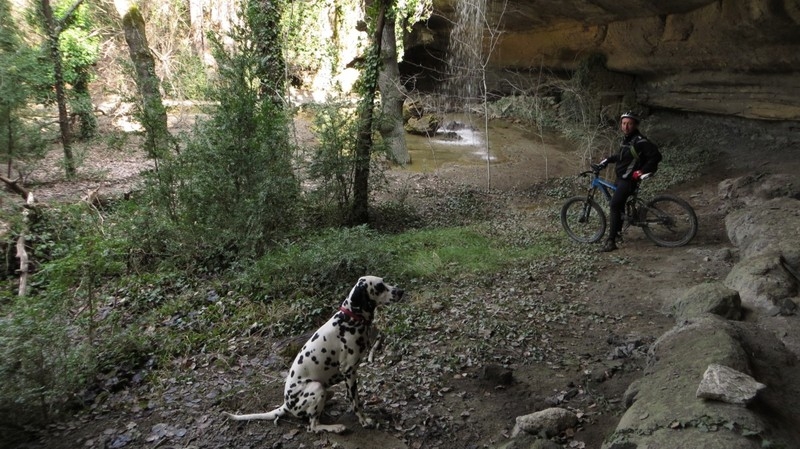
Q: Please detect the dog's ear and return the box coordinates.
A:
[349,283,369,309]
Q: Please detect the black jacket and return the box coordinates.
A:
[606,130,662,180]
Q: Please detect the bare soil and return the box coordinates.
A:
[5,110,799,449]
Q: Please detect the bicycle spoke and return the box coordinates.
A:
[642,195,697,247]
[561,197,607,243]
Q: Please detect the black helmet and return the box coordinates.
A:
[620,111,641,123]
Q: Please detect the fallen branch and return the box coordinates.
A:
[16,235,28,297]
[0,174,33,200]
[2,177,37,297]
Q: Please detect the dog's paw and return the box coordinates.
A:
[308,423,347,434]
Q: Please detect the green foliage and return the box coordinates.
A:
[305,102,359,222]
[0,203,127,428]
[0,4,50,172]
[141,1,301,265]
[0,294,94,425]
[160,52,209,100]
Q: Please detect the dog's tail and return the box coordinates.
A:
[223,405,287,424]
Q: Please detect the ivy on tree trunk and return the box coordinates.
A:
[39,0,76,178]
[378,6,409,165]
[115,0,171,162]
[350,0,390,225]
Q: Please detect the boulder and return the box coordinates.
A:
[696,364,766,406]
[719,174,800,209]
[671,282,742,322]
[513,407,578,438]
[724,253,798,316]
[725,197,800,266]
[722,197,800,314]
[405,114,440,136]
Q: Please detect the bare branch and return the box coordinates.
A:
[0,174,33,201]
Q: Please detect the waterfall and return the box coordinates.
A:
[446,0,487,111]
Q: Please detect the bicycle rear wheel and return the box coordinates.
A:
[641,195,698,247]
[560,196,607,243]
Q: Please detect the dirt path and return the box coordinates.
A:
[8,112,799,449]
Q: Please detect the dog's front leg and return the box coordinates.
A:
[345,370,374,428]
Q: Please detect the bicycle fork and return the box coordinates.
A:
[579,189,597,223]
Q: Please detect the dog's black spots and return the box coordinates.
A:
[290,370,295,377]
[305,351,311,357]
[311,333,320,342]
[348,348,354,355]
[297,355,304,365]
[311,356,319,364]
[324,357,332,366]
[330,350,336,356]
[321,348,327,353]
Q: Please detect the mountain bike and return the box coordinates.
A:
[560,165,698,247]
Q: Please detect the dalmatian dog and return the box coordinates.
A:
[224,276,404,433]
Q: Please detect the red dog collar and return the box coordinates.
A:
[339,306,369,323]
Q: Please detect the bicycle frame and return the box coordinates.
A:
[582,170,644,228]
[563,168,698,247]
[585,172,617,203]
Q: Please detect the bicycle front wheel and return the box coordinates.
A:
[641,195,698,247]
[560,196,607,243]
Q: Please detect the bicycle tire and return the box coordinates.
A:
[641,194,698,247]
[560,196,607,243]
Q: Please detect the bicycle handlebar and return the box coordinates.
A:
[580,168,654,181]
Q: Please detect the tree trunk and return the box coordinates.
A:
[350,0,389,225]
[114,0,171,161]
[189,0,206,56]
[248,0,285,102]
[378,12,409,165]
[40,0,76,178]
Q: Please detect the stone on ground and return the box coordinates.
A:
[696,363,766,405]
[513,407,577,438]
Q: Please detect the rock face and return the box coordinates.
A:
[403,0,800,121]
[723,196,800,315]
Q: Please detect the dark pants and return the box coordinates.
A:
[608,179,636,241]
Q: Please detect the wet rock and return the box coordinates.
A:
[513,407,578,438]
[671,282,742,322]
[405,115,440,136]
[696,364,766,406]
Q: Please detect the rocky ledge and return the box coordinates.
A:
[403,0,800,121]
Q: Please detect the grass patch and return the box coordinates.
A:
[238,225,557,297]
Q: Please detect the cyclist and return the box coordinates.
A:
[593,111,662,252]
